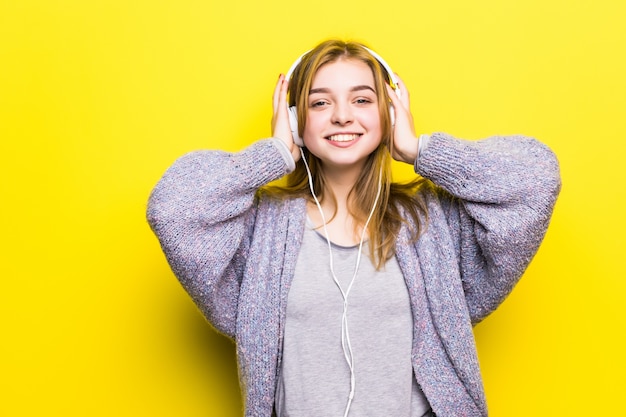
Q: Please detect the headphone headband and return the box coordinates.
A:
[285,45,399,91]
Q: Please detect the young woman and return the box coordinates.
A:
[147,39,561,417]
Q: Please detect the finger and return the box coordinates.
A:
[271,76,294,143]
[386,83,415,133]
[386,83,402,110]
[394,74,411,109]
[278,75,288,108]
[272,74,284,113]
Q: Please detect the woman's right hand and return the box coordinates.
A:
[272,74,301,162]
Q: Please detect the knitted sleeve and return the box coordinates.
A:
[416,133,562,324]
[146,139,292,337]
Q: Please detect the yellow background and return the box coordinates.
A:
[1,0,624,415]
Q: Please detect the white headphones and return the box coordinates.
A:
[285,46,401,146]
[289,44,391,416]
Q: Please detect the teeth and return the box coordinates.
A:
[327,134,360,142]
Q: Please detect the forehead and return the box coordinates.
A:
[311,58,375,89]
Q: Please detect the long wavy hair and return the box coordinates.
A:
[264,39,427,269]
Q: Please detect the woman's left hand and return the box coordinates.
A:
[386,75,420,165]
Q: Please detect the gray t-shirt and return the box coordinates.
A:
[275,220,431,416]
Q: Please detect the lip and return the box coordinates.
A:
[325,133,363,142]
[324,133,363,148]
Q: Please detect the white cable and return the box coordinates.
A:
[300,147,383,417]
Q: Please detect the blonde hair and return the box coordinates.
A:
[265,39,427,269]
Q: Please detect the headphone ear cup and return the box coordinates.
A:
[288,106,304,147]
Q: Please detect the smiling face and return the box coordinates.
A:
[302,58,383,172]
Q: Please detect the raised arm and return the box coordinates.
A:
[417,132,561,324]
[146,139,292,337]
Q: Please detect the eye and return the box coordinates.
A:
[310,100,329,108]
[354,97,376,106]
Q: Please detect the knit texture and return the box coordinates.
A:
[146,133,561,417]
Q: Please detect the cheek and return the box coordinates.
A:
[363,108,383,134]
[303,112,324,138]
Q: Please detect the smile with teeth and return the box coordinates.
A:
[326,134,361,142]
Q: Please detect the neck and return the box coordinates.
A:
[320,162,364,208]
[307,164,365,246]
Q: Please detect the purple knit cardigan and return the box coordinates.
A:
[147,132,561,417]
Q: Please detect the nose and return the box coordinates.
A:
[331,102,353,125]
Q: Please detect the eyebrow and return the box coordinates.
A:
[309,85,376,95]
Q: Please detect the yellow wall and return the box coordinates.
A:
[1,0,624,415]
